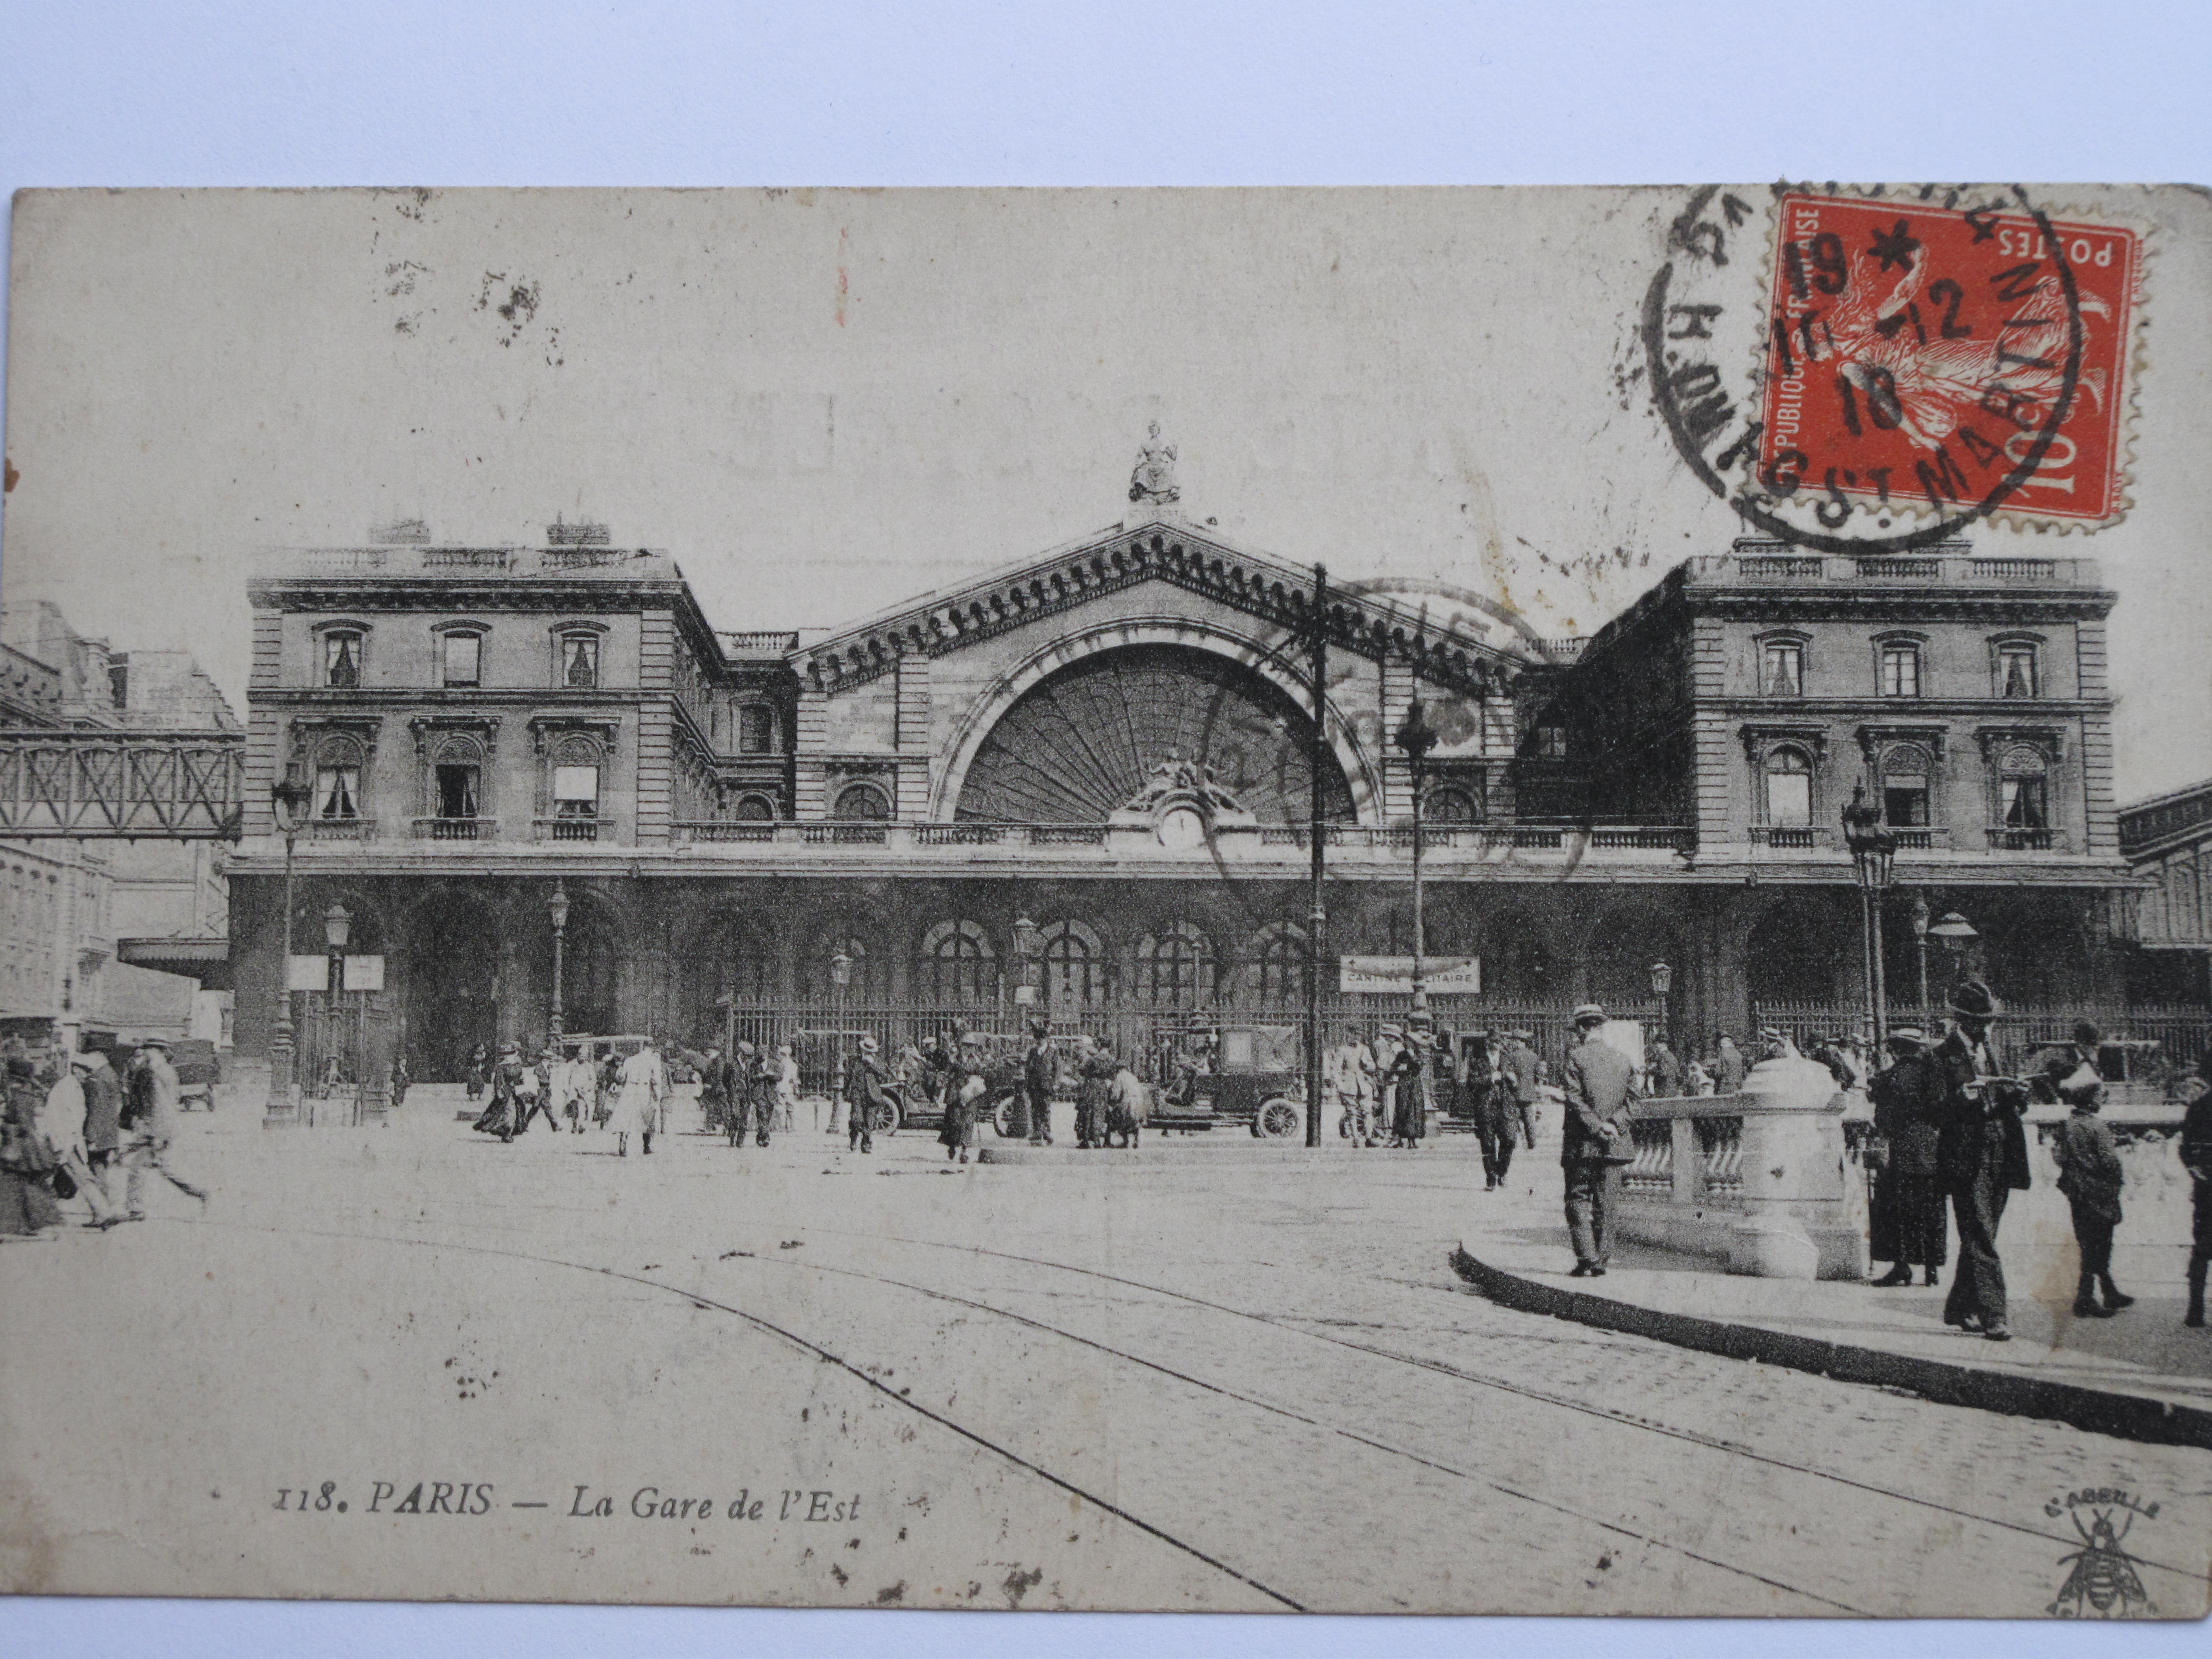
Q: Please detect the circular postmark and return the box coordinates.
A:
[1644,182,2138,549]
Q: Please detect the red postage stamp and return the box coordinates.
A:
[1757,192,2141,528]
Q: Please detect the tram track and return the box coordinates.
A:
[810,1224,2211,1587]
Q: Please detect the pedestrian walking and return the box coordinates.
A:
[1073,1035,1115,1150]
[1334,1029,1377,1146]
[770,1044,800,1136]
[1105,1056,1148,1149]
[42,1052,116,1227]
[464,1043,489,1102]
[472,1041,526,1140]
[1648,1039,1686,1099]
[2181,1049,2211,1329]
[78,1043,123,1218]
[700,1045,733,1140]
[1481,1031,1538,1188]
[848,1035,891,1154]
[390,1051,410,1113]
[939,1036,987,1163]
[1385,1029,1431,1149]
[1935,981,2031,1341]
[0,1052,63,1239]
[119,1036,207,1219]
[515,1049,562,1135]
[2046,1051,2132,1318]
[1560,1004,1639,1276]
[557,1050,591,1133]
[611,1037,667,1156]
[1374,1023,1405,1146]
[1867,1025,1947,1288]
[1021,1018,1057,1145]
[1714,1032,1747,1094]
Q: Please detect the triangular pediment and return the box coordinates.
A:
[792,514,1538,698]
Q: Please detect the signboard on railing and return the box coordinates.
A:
[1338,956,1481,995]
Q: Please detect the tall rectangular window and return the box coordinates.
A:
[441,631,481,688]
[324,633,362,688]
[1879,643,1921,698]
[553,765,600,818]
[1998,643,2038,699]
[2003,775,2048,828]
[315,765,360,820]
[561,634,599,688]
[435,763,479,819]
[1760,641,1803,697]
[738,704,775,754]
[1883,779,1928,827]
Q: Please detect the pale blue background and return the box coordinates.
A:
[2,2,2207,1654]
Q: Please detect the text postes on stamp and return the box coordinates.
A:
[1759,193,2140,531]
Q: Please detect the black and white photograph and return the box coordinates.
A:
[1,176,2208,1623]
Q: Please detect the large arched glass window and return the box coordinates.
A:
[1039,920,1101,1006]
[1426,777,1485,824]
[1764,745,1812,827]
[1134,922,1215,1008]
[733,792,777,822]
[919,920,999,1004]
[1247,925,1309,1003]
[833,782,891,820]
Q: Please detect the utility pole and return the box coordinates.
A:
[1304,563,1329,1149]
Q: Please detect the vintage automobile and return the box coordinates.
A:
[1151,1021,1306,1138]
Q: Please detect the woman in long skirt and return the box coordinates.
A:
[0,1054,63,1238]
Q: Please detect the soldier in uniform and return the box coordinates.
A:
[1934,981,2031,1341]
[1866,1025,1947,1288]
[1560,1005,1638,1276]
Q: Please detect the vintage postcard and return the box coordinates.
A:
[2,184,2208,1616]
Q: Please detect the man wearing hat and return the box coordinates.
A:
[847,1035,889,1154]
[1934,981,2031,1340]
[1866,1025,1947,1288]
[1020,1017,1057,1145]
[1559,1005,1639,1275]
[118,1036,205,1218]
[2179,1048,2211,1328]
[609,1036,666,1156]
[47,1049,117,1227]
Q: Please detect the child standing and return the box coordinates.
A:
[2047,1052,2133,1319]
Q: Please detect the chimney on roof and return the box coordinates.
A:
[547,514,612,547]
[370,517,432,545]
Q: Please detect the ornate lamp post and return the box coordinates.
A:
[1392,695,1441,1037]
[1909,891,1932,1024]
[830,946,853,1134]
[1840,783,1898,1049]
[1011,913,1041,1009]
[1649,960,1673,1055]
[263,762,312,1128]
[323,902,352,1125]
[546,881,571,1046]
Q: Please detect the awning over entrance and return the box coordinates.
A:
[117,935,232,990]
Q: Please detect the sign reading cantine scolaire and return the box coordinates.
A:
[1337,956,1481,995]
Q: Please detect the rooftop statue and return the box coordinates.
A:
[1129,421,1180,505]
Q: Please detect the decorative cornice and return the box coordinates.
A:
[527,715,621,757]
[1976,724,2067,762]
[797,526,1529,700]
[1740,722,1829,761]
[1855,723,1949,765]
[408,713,501,758]
[285,714,384,761]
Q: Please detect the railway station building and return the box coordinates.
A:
[227,480,2140,1085]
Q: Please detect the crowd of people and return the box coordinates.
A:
[0,1034,207,1240]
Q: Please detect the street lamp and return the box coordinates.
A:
[1011,913,1041,1009]
[323,902,352,1124]
[1840,783,1898,1049]
[1649,960,1673,1055]
[546,881,571,1047]
[1909,892,1932,1024]
[263,761,313,1128]
[830,946,853,1135]
[1929,911,1980,1008]
[1392,695,1441,1037]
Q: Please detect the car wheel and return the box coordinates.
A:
[872,1098,900,1134]
[1255,1097,1300,1140]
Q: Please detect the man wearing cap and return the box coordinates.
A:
[118,1036,206,1219]
[1373,1023,1405,1148]
[1934,981,2031,1340]
[1020,1018,1057,1145]
[1560,1005,1639,1276]
[1866,1025,1947,1288]
[848,1036,889,1154]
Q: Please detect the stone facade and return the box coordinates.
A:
[226,512,2138,1081]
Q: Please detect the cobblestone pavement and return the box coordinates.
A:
[3,1097,2207,1616]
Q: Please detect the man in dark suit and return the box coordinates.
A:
[1933,981,2031,1340]
[1560,1004,1639,1277]
[1866,1025,1947,1288]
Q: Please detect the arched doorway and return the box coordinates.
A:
[405,890,498,1081]
[561,893,623,1038]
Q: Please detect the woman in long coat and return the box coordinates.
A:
[1387,1031,1431,1149]
[610,1038,666,1156]
[938,1040,986,1163]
